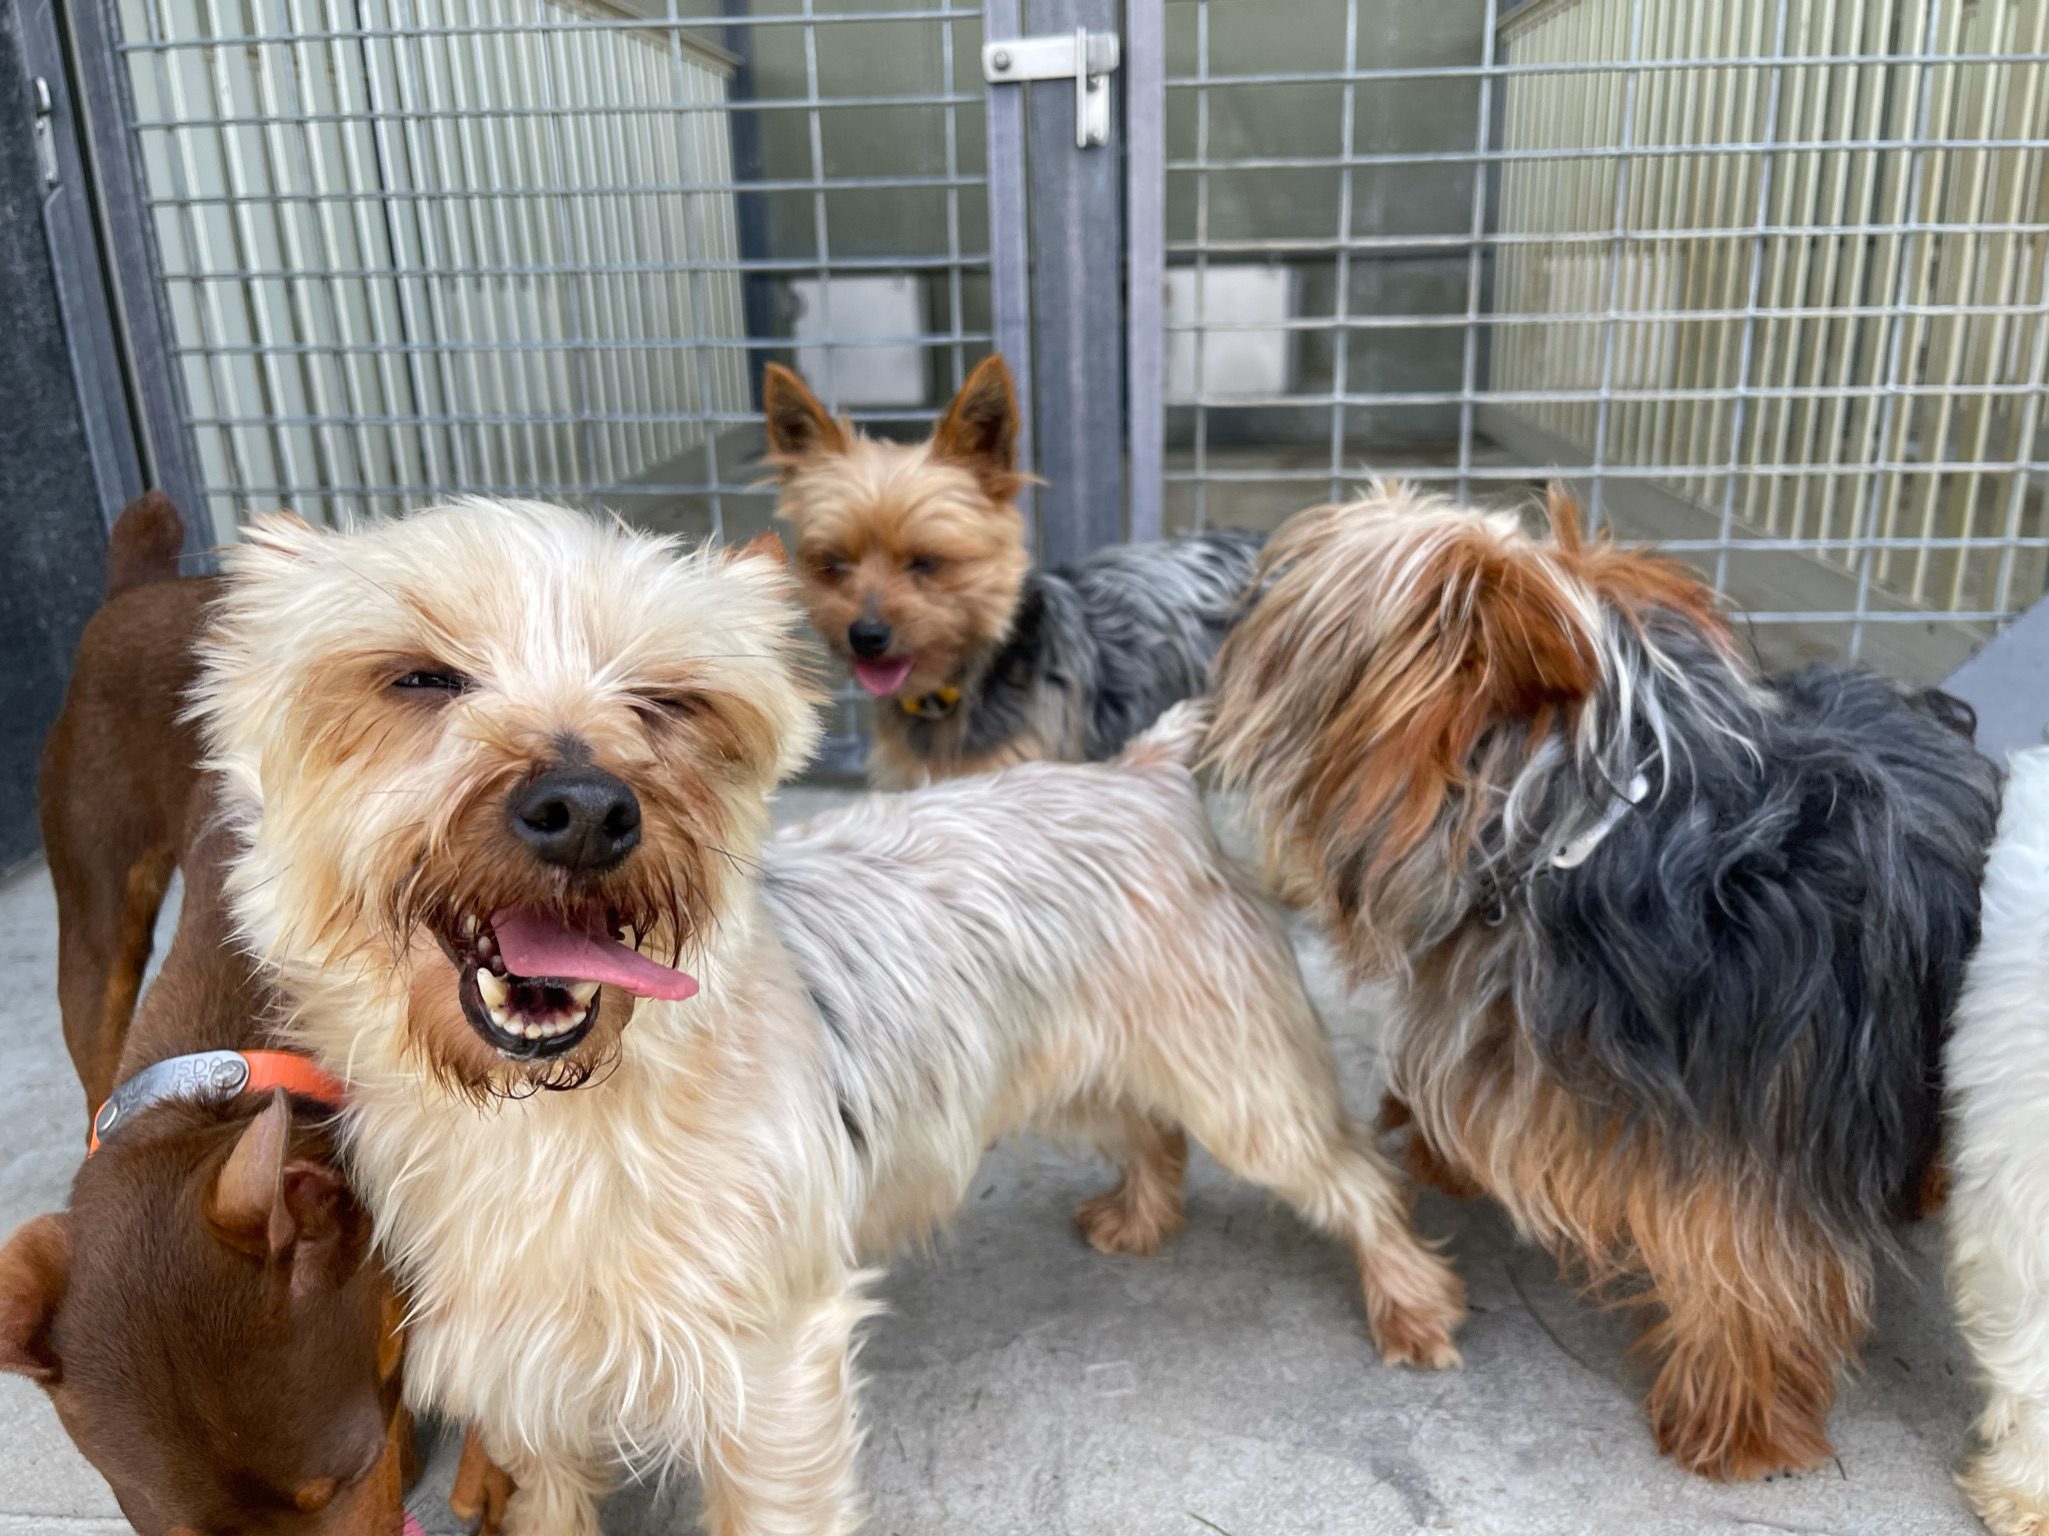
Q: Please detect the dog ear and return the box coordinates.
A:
[1225,503,1601,876]
[931,355,1023,502]
[1543,483,1733,647]
[1545,483,1585,551]
[728,530,787,568]
[209,1091,340,1254]
[0,1214,72,1383]
[762,365,848,465]
[1361,530,1599,862]
[211,1088,293,1257]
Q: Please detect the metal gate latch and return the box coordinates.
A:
[983,28,1121,149]
[32,78,59,187]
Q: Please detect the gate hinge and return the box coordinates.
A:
[31,77,59,188]
[982,28,1120,149]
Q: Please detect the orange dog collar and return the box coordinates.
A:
[88,1050,347,1155]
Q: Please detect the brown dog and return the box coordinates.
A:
[8,492,509,1535]
[37,489,213,1118]
[0,792,414,1535]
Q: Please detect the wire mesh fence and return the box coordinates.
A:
[97,0,2049,687]
[110,0,996,547]
[1162,0,2049,681]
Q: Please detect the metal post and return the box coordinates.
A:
[1123,0,1164,542]
[20,0,144,526]
[55,0,205,554]
[982,0,1036,529]
[1021,0,1123,565]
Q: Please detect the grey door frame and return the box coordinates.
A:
[51,0,207,558]
[17,0,144,522]
[982,0,1165,566]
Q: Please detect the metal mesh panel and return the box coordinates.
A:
[1162,0,2049,682]
[110,0,994,553]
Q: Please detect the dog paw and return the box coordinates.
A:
[1367,1278,1467,1370]
[1361,1242,1467,1371]
[1369,1307,1465,1372]
[1073,1187,1181,1257]
[1649,1404,1832,1483]
[450,1430,516,1536]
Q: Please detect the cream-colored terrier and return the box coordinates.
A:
[192,499,1465,1536]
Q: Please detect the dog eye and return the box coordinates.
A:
[391,668,470,694]
[907,555,942,577]
[810,554,847,581]
[638,692,707,722]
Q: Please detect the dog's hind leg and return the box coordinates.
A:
[699,1287,872,1536]
[1633,1192,1866,1481]
[51,841,177,1117]
[1074,1107,1189,1258]
[1157,1077,1466,1369]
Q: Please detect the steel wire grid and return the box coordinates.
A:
[112,0,993,548]
[1164,0,2049,682]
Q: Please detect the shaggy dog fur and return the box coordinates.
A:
[192,499,1463,1536]
[1949,745,2049,1535]
[1206,482,1999,1482]
[765,356,1261,786]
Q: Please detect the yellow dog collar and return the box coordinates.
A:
[900,685,963,721]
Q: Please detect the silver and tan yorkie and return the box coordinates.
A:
[192,498,1464,1536]
[1207,482,1997,1483]
[764,355,1261,786]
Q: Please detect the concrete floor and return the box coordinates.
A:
[0,788,1988,1536]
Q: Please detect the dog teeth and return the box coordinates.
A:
[476,968,511,1010]
[472,965,597,1044]
[457,914,479,938]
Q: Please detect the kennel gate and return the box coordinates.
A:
[47,0,2049,724]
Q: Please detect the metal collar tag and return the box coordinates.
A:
[1551,772,1652,870]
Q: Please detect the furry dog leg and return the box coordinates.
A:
[1149,1085,1462,1368]
[492,1445,606,1536]
[1636,1196,1866,1481]
[1075,1108,1189,1257]
[698,1290,872,1536]
[451,1430,515,1535]
[1949,747,2049,1534]
[1377,1092,1483,1201]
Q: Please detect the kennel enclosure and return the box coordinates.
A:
[44,0,2049,694]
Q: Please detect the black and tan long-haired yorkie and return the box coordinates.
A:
[1207,482,2000,1484]
[763,355,1261,787]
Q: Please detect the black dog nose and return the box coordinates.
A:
[512,768,642,873]
[847,618,892,659]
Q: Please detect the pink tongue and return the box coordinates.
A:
[852,656,914,697]
[491,907,699,1001]
[401,1515,426,1536]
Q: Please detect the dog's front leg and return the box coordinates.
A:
[698,1289,872,1536]
[488,1441,606,1536]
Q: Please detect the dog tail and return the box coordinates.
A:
[1119,697,1213,772]
[104,490,186,598]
